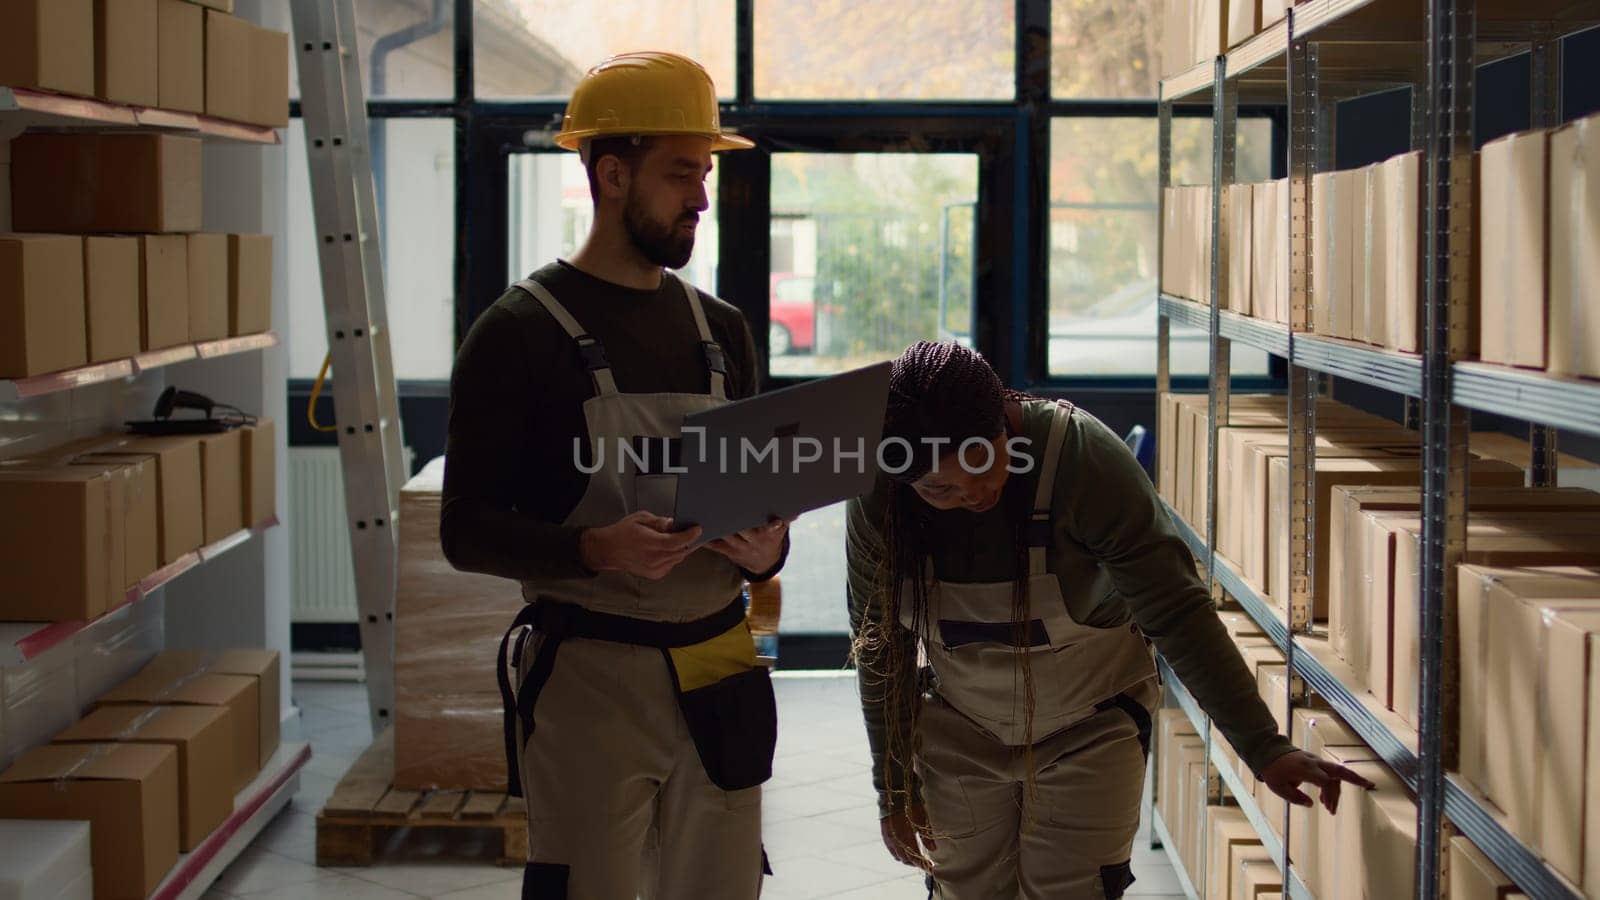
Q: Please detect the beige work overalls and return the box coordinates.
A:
[496,274,773,900]
[901,401,1160,900]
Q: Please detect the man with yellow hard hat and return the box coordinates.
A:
[442,52,787,898]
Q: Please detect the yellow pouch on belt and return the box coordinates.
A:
[669,622,758,691]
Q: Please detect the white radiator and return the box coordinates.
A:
[289,446,414,624]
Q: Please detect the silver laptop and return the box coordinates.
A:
[673,361,893,542]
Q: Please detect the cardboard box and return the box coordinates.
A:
[198,428,244,544]
[1539,609,1600,885]
[94,0,157,106]
[1261,0,1290,25]
[1267,454,1523,617]
[1228,183,1254,315]
[1352,774,1418,899]
[186,234,228,343]
[1383,152,1423,351]
[241,418,276,525]
[55,704,232,850]
[1290,709,1368,897]
[1393,524,1600,727]
[1331,485,1600,668]
[1195,0,1231,67]
[250,25,289,128]
[1230,844,1275,900]
[156,0,204,113]
[187,0,234,10]
[83,236,141,364]
[1548,112,1600,380]
[0,0,94,96]
[228,234,273,336]
[1229,0,1261,46]
[10,134,203,234]
[100,670,257,794]
[96,456,160,588]
[1360,162,1385,345]
[1209,806,1262,900]
[0,234,88,378]
[1479,129,1550,368]
[0,467,123,621]
[1312,169,1359,339]
[1344,167,1368,342]
[0,742,179,900]
[1458,567,1600,800]
[139,234,189,352]
[1235,856,1281,899]
[204,9,250,123]
[94,435,205,565]
[1162,0,1195,79]
[1448,834,1524,900]
[1318,746,1391,900]
[1470,430,1600,490]
[141,649,279,771]
[1486,590,1600,877]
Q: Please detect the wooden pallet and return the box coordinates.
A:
[315,729,527,866]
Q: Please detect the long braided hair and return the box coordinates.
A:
[852,341,1047,822]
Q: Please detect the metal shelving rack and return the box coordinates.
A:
[1154,1,1600,897]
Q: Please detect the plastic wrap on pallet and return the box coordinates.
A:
[0,644,77,771]
[72,593,164,714]
[394,457,522,792]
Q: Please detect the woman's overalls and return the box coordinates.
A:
[901,401,1159,899]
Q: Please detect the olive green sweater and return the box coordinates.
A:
[845,400,1296,816]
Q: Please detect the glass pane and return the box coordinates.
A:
[287,119,457,381]
[473,1,734,99]
[755,1,1013,100]
[770,153,979,378]
[290,0,456,100]
[505,154,721,291]
[1047,117,1269,377]
[1172,116,1275,185]
[1051,0,1164,99]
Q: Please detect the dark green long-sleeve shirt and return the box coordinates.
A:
[442,261,787,583]
[846,399,1295,816]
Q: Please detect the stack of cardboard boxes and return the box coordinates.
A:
[1,0,285,382]
[1307,152,1426,351]
[1162,0,1297,78]
[1479,112,1600,380]
[1165,179,1292,325]
[2,132,276,379]
[0,0,289,128]
[393,458,523,792]
[0,422,276,622]
[1458,565,1600,895]
[0,648,280,900]
[1162,185,1213,304]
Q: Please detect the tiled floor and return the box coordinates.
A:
[204,673,1183,899]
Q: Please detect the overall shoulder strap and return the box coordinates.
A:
[668,273,727,401]
[1026,400,1076,576]
[515,278,617,396]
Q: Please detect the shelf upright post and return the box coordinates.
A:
[289,0,408,735]
[1208,54,1235,601]
[1286,21,1319,637]
[1528,36,1562,486]
[1417,0,1477,894]
[1153,83,1175,855]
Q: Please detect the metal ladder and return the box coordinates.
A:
[289,0,407,734]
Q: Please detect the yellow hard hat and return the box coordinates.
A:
[554,51,753,152]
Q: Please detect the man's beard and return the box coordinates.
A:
[623,189,697,270]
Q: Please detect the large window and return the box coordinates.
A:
[1047,117,1273,377]
[289,0,457,100]
[472,1,735,99]
[755,1,1014,99]
[769,154,978,378]
[286,119,457,381]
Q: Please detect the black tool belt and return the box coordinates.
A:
[497,597,776,796]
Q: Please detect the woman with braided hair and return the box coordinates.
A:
[846,341,1371,899]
